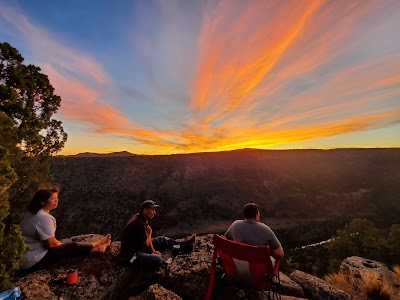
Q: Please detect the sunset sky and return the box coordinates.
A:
[1,0,399,155]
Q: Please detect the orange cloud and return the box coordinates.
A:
[90,0,399,155]
[43,64,127,127]
[170,0,400,154]
[271,1,382,80]
[174,108,400,153]
[0,4,110,85]
[43,64,166,142]
[42,64,100,103]
[5,1,399,155]
[190,1,323,118]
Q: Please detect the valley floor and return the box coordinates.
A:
[158,217,330,239]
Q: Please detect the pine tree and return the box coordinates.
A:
[0,42,67,288]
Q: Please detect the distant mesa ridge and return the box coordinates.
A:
[70,147,398,157]
[74,151,135,157]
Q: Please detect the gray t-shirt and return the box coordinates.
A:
[20,209,56,269]
[224,219,281,250]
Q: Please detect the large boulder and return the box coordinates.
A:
[14,234,134,300]
[166,234,215,300]
[128,284,182,300]
[280,273,305,298]
[340,256,400,289]
[290,270,350,300]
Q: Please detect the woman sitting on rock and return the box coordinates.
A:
[19,188,111,270]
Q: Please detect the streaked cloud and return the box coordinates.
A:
[1,0,399,154]
[0,2,160,140]
[0,3,109,84]
[179,0,400,153]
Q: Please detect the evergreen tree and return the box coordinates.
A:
[328,218,391,271]
[0,42,67,288]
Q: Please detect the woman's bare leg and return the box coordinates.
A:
[92,234,111,248]
[91,239,111,253]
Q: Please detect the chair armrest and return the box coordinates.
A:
[272,259,280,276]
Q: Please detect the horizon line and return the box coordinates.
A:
[56,147,400,157]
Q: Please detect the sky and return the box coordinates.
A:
[1,0,399,155]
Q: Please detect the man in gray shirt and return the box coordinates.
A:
[225,203,284,260]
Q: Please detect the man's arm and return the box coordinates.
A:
[145,225,161,255]
[271,246,284,259]
[263,224,284,259]
[224,221,236,240]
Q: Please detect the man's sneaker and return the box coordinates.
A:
[165,257,173,264]
[184,234,196,253]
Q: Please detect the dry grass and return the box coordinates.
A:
[324,272,355,295]
[393,265,400,280]
[360,272,393,300]
[325,271,396,300]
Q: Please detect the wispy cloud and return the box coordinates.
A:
[42,64,165,141]
[0,4,109,84]
[0,2,157,139]
[177,0,400,152]
[1,0,399,154]
[191,1,323,114]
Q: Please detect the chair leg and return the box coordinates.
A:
[268,288,282,300]
[268,272,282,300]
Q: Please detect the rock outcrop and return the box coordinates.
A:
[279,273,305,298]
[166,234,215,299]
[14,235,133,300]
[290,270,350,300]
[340,256,400,289]
[17,234,396,300]
[128,284,182,300]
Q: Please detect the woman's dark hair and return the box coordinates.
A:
[243,203,259,219]
[28,188,58,214]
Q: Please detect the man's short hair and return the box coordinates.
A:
[243,203,259,219]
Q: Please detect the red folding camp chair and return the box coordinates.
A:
[205,234,281,300]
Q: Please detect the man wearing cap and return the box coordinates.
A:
[120,200,196,269]
[225,203,284,262]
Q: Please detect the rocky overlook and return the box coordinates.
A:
[13,235,400,300]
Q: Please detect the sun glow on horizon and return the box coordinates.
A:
[1,0,400,155]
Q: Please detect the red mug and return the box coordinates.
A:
[66,269,78,285]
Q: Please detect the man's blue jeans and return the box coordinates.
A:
[134,236,180,269]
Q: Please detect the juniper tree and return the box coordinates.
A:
[0,42,67,288]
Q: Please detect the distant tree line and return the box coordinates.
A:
[329,218,400,268]
[281,218,400,277]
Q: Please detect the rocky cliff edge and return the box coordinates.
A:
[12,235,399,300]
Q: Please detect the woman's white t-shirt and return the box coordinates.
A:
[20,209,56,269]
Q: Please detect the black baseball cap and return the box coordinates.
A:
[141,200,160,209]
